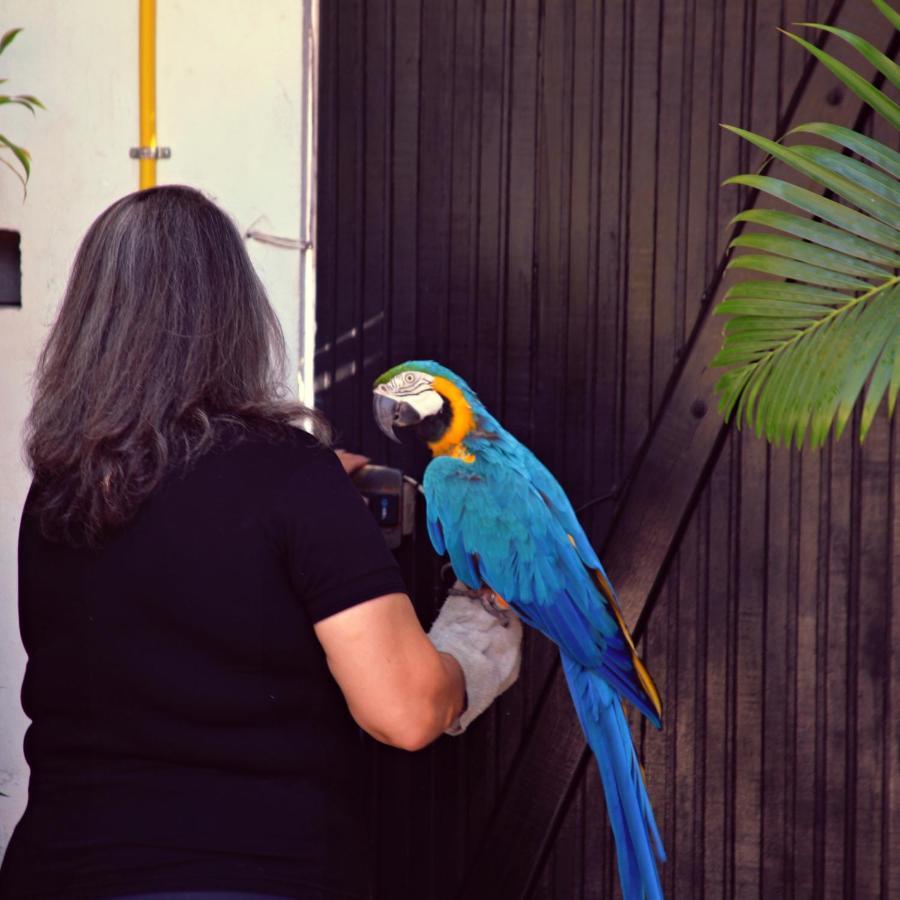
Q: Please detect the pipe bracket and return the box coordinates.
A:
[129,146,171,159]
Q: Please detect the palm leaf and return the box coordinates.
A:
[795,23,900,90]
[779,29,900,130]
[789,123,900,179]
[873,0,900,30]
[712,2,900,448]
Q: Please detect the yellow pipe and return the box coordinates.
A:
[138,0,157,189]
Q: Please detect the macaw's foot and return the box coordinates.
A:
[457,587,513,626]
[443,566,514,625]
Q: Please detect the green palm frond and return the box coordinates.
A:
[712,0,900,449]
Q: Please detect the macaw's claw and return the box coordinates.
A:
[449,584,513,626]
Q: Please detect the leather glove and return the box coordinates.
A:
[427,580,523,735]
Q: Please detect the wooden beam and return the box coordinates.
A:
[456,2,894,895]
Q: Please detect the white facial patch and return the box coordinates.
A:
[377,371,444,418]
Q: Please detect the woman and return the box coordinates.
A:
[0,186,521,900]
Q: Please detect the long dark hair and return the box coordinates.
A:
[25,184,329,548]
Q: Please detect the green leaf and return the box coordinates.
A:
[872,0,900,33]
[789,123,900,180]
[0,95,42,115]
[796,22,900,90]
[729,232,891,279]
[725,318,815,336]
[722,125,900,227]
[0,134,30,181]
[789,145,900,208]
[724,174,900,249]
[0,28,22,56]
[780,29,900,130]
[716,298,841,317]
[14,94,44,110]
[859,296,899,440]
[727,253,874,290]
[714,278,900,448]
[724,280,853,304]
[832,300,887,440]
[731,210,900,267]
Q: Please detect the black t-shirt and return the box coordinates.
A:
[0,423,408,900]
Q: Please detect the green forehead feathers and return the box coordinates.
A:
[373,364,413,387]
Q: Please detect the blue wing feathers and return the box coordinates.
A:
[426,508,446,555]
[424,453,661,726]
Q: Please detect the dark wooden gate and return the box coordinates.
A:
[316,1,898,897]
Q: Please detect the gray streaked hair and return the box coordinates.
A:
[25,184,330,548]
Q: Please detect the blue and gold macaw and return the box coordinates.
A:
[373,360,665,900]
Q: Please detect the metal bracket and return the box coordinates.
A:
[245,229,312,251]
[129,146,171,159]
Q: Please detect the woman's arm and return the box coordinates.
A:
[313,592,466,751]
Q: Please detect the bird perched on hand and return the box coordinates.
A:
[373,360,665,900]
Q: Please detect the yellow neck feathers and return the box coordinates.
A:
[428,376,476,462]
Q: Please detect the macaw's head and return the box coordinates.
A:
[372,361,480,456]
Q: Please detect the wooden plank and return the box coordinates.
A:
[471,0,508,417]
[791,443,822,897]
[703,445,734,899]
[886,414,899,899]
[456,3,890,894]
[824,431,853,898]
[563,0,601,518]
[548,760,585,900]
[761,443,795,897]
[681,0,721,334]
[387,0,421,370]
[620,0,661,470]
[445,0,479,379]
[649,0,687,415]
[330,0,366,448]
[734,0,784,890]
[673,503,703,896]
[588,0,627,541]
[314,0,339,417]
[501,0,539,440]
[416,0,455,364]
[853,412,891,900]
[359,0,392,451]
[871,94,900,900]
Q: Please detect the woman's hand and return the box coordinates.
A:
[334,449,370,477]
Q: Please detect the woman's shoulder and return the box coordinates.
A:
[210,418,336,475]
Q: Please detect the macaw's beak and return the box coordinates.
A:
[373,391,422,443]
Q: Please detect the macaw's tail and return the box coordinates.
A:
[561,651,665,900]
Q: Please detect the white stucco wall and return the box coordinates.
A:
[0,0,304,848]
